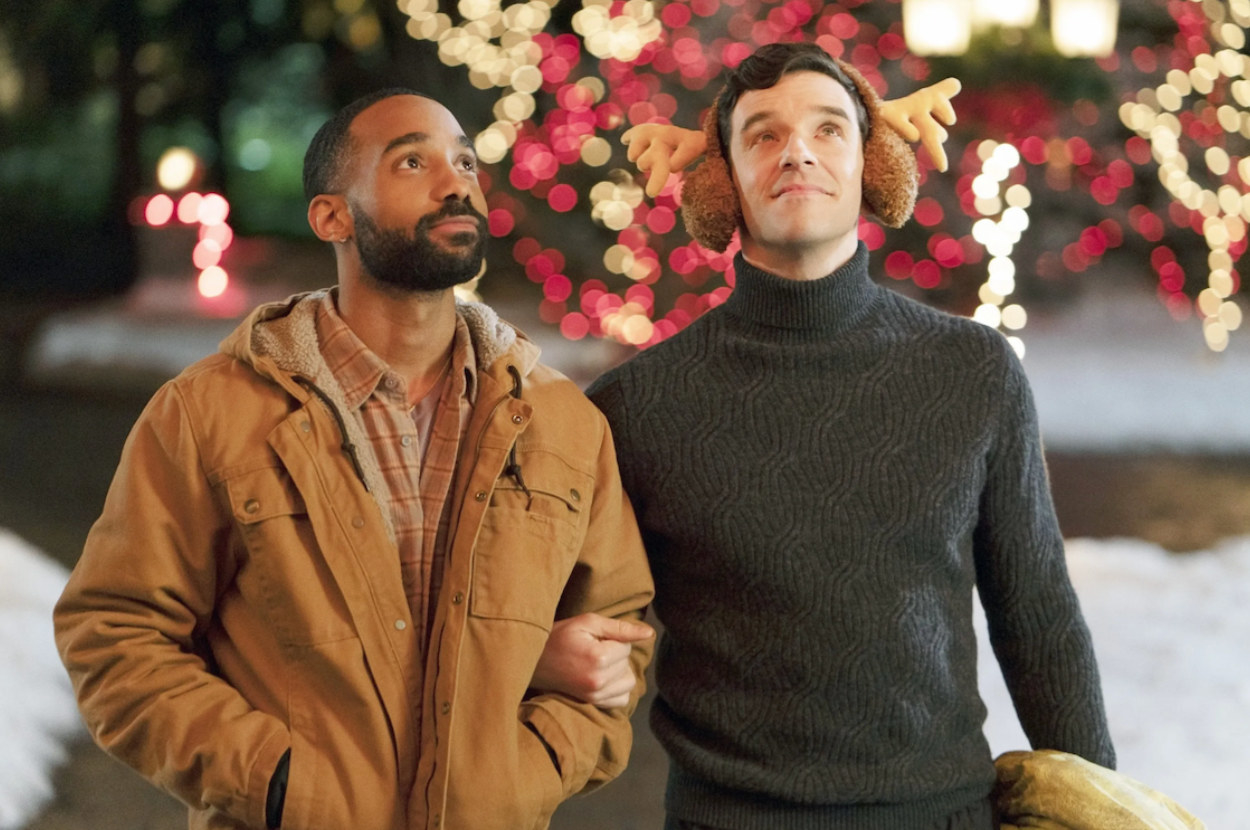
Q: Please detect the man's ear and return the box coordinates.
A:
[307,194,352,243]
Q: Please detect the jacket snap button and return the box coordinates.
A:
[244,499,260,514]
[394,619,407,631]
[452,592,464,605]
[511,414,524,424]
[475,490,487,502]
[351,516,365,529]
[569,489,581,502]
[300,421,311,432]
[441,701,451,714]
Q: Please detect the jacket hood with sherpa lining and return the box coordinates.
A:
[215,289,542,543]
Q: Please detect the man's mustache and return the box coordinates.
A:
[418,200,487,232]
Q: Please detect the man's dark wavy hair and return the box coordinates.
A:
[713,42,870,162]
[680,44,919,251]
[302,88,431,202]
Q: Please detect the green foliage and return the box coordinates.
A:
[221,42,330,235]
[0,91,117,223]
[0,0,403,296]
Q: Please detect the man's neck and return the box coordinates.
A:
[739,234,858,281]
[336,279,458,396]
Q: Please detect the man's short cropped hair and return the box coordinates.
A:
[302,88,430,202]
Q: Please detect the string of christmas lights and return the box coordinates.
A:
[1119,0,1250,351]
[969,140,1030,357]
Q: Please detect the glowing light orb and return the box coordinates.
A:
[198,267,229,299]
[198,193,230,226]
[145,194,175,227]
[157,147,199,191]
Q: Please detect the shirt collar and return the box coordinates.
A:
[315,289,479,410]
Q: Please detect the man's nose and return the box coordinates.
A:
[780,135,815,168]
[431,159,474,201]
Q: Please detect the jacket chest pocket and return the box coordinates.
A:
[468,451,590,631]
[225,466,358,646]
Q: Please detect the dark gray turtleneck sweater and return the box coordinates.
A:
[586,244,1114,830]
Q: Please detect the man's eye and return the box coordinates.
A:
[403,155,421,169]
[460,157,478,171]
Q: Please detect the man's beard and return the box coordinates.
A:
[351,200,487,293]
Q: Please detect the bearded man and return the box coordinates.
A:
[54,89,655,830]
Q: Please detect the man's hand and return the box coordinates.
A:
[531,613,655,709]
[622,123,708,198]
[878,77,962,172]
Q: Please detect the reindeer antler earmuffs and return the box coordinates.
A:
[681,58,919,253]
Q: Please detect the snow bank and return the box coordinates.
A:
[977,536,1250,829]
[0,531,84,830]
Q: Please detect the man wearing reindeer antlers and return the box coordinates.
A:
[537,42,1115,830]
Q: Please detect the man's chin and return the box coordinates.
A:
[437,231,480,250]
[371,271,480,296]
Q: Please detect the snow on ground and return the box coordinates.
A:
[0,531,84,830]
[977,536,1250,830]
[1020,285,1250,453]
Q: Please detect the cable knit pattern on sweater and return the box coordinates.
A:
[586,243,1114,830]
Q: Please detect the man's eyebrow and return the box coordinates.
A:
[739,105,852,136]
[383,131,427,155]
[383,132,477,156]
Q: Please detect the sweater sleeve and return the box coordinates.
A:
[972,343,1116,769]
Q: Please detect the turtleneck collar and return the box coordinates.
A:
[722,242,880,334]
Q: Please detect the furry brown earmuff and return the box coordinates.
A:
[680,109,742,254]
[681,58,919,253]
[850,60,919,230]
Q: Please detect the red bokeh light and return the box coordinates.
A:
[489,209,515,237]
[547,184,578,213]
[544,274,573,302]
[198,193,230,226]
[912,259,941,289]
[177,192,203,224]
[858,220,885,250]
[145,194,175,227]
[885,250,914,280]
[662,3,692,27]
[913,197,944,227]
[560,313,591,340]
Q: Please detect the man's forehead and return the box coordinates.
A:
[733,71,856,123]
[351,95,467,148]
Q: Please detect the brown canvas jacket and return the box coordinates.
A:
[53,291,654,830]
